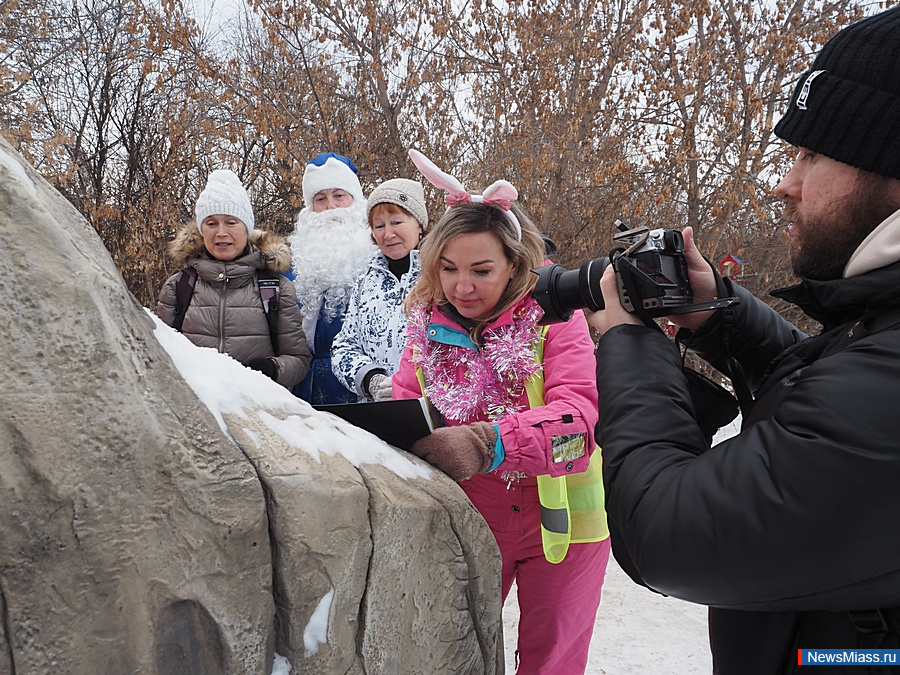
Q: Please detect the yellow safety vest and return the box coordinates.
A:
[417,325,608,564]
[527,327,608,564]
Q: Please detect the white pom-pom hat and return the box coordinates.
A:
[194,169,255,234]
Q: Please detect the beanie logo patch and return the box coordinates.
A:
[796,70,825,110]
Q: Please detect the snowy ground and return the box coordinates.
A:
[502,558,712,674]
[502,419,742,674]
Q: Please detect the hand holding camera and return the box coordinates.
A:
[589,265,643,334]
[669,226,719,332]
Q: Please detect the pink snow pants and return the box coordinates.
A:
[462,474,611,674]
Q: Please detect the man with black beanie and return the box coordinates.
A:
[587,7,900,673]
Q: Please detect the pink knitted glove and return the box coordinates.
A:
[409,422,497,481]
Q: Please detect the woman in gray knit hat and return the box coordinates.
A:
[331,178,429,401]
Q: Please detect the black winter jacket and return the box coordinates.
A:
[596,261,900,674]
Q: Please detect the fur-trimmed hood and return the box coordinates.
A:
[168,221,292,273]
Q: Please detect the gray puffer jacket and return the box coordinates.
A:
[157,224,311,388]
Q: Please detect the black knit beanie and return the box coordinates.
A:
[773,6,900,179]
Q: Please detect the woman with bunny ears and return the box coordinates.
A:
[392,150,610,673]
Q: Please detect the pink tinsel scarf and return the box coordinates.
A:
[407,299,544,424]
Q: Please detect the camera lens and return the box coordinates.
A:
[578,258,607,312]
[531,257,609,324]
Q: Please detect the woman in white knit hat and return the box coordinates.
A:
[157,169,312,388]
[331,177,429,401]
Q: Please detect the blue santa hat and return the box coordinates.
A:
[302,152,365,208]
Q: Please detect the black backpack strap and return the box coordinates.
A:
[847,609,889,649]
[870,307,900,332]
[846,607,900,649]
[822,307,900,359]
[172,267,198,333]
[257,270,281,356]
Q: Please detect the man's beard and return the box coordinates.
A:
[789,173,899,280]
[288,200,376,340]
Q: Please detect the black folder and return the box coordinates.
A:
[313,398,437,451]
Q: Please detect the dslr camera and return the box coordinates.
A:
[532,220,733,324]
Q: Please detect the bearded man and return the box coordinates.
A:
[587,7,900,674]
[288,152,376,404]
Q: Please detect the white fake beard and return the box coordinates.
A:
[288,199,376,341]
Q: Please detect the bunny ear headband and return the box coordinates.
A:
[408,149,522,241]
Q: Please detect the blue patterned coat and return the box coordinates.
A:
[331,250,421,400]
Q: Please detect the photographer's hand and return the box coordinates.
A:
[669,226,717,332]
[585,265,642,336]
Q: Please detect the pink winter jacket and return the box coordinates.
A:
[393,298,599,478]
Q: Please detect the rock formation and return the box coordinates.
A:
[0,135,503,674]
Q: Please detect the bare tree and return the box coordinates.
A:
[1,0,884,318]
[245,0,462,195]
[630,0,872,332]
